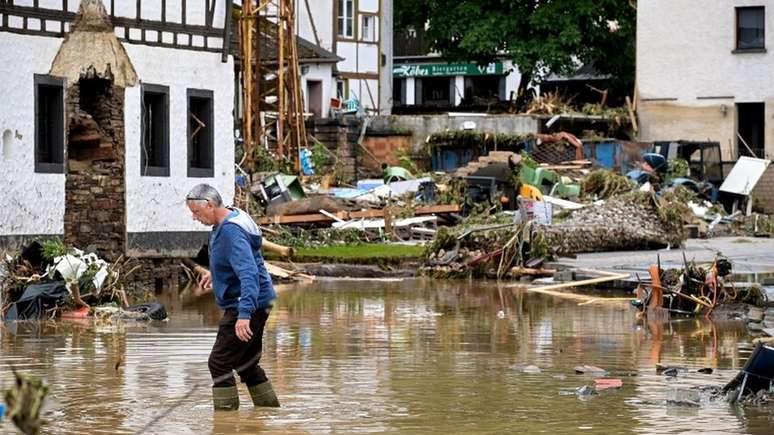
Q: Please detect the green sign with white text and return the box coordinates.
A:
[393,62,504,77]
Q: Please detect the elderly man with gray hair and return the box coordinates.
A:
[185,183,279,410]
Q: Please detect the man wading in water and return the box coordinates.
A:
[185,184,279,410]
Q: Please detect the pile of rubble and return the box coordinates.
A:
[423,221,550,279]
[0,239,165,322]
[224,125,772,281]
[632,253,767,318]
[545,191,686,255]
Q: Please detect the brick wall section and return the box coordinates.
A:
[64,79,127,261]
[308,118,360,183]
[360,135,412,174]
[126,258,184,297]
[752,165,774,214]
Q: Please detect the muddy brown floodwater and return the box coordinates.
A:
[1,279,773,434]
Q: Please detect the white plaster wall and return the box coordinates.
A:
[349,79,363,104]
[113,1,137,19]
[0,33,65,236]
[348,79,379,109]
[638,0,774,103]
[638,0,774,158]
[357,44,379,73]
[295,0,334,51]
[337,41,359,72]
[292,0,390,111]
[301,63,334,117]
[102,1,226,27]
[185,0,207,26]
[36,0,226,27]
[35,0,63,9]
[359,0,379,14]
[123,44,235,233]
[140,1,163,22]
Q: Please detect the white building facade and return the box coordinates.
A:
[0,0,235,256]
[638,0,774,160]
[293,0,393,115]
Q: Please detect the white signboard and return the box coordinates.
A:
[719,157,771,196]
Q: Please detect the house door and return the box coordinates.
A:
[307,81,323,117]
[737,102,765,158]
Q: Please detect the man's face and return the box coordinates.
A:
[187,200,216,226]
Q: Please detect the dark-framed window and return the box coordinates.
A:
[736,6,765,51]
[187,89,214,177]
[420,77,453,106]
[464,76,506,102]
[141,83,170,176]
[34,74,65,173]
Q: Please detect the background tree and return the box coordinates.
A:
[395,0,636,105]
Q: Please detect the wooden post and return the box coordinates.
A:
[241,1,254,170]
[253,3,262,163]
[277,1,285,158]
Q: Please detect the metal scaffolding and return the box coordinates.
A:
[238,0,308,173]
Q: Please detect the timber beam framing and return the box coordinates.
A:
[0,2,231,56]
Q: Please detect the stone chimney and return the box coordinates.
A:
[51,0,136,261]
[50,0,137,88]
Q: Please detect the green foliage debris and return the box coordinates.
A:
[581,169,635,199]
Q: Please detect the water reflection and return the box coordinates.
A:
[1,279,771,434]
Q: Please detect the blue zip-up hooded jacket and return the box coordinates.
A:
[209,208,276,319]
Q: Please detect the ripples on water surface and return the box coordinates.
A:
[1,279,773,434]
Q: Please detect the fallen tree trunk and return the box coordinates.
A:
[262,239,294,257]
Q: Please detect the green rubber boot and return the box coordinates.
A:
[212,386,240,411]
[248,381,280,407]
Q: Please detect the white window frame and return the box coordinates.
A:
[360,15,376,42]
[337,0,354,38]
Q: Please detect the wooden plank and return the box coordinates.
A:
[626,96,639,133]
[260,204,461,225]
[539,165,585,170]
[519,272,631,293]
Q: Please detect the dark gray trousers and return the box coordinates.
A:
[208,308,270,388]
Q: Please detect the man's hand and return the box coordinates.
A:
[198,270,212,289]
[235,318,253,342]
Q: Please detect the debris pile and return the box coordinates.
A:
[581,169,635,199]
[546,191,686,255]
[0,239,164,322]
[266,226,386,248]
[222,118,771,282]
[633,254,766,317]
[423,221,551,279]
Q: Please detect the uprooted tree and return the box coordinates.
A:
[395,0,636,105]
